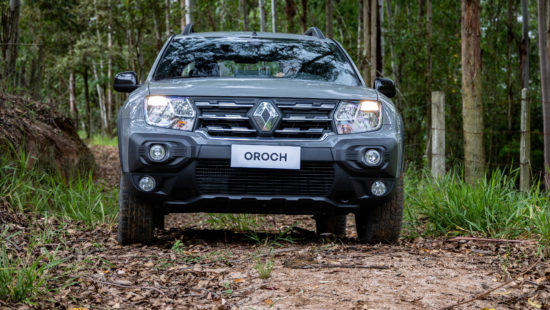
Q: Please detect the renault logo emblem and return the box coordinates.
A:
[251,101,280,132]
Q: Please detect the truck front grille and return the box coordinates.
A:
[193,97,337,139]
[195,160,334,196]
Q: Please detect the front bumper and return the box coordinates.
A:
[122,128,402,215]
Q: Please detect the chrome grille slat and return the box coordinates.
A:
[193,97,337,139]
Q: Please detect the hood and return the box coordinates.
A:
[147,78,378,100]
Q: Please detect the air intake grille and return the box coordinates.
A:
[195,160,335,196]
[193,97,337,139]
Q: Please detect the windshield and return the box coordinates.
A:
[153,37,361,87]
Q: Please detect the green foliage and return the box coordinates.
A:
[0,230,62,304]
[254,250,275,280]
[0,152,117,226]
[78,131,118,146]
[206,213,265,231]
[405,168,550,248]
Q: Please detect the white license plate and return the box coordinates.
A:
[230,144,301,170]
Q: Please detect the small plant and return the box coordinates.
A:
[222,282,233,294]
[246,222,299,247]
[171,240,185,254]
[254,250,275,280]
[206,213,265,231]
[0,231,62,304]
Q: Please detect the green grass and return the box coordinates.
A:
[0,152,118,226]
[206,213,265,231]
[0,229,62,304]
[254,250,275,279]
[78,130,118,146]
[404,168,550,249]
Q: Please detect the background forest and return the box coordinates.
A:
[0,0,546,179]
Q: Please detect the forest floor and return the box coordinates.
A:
[2,146,549,310]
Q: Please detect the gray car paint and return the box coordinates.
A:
[118,32,403,177]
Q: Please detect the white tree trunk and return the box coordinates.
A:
[93,61,108,134]
[271,0,277,32]
[165,0,171,37]
[431,91,445,178]
[185,0,193,25]
[520,88,531,191]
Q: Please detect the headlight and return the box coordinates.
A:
[144,95,196,131]
[334,100,382,134]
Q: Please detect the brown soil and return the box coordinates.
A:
[0,93,94,178]
[2,146,549,309]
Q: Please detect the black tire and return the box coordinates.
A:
[118,176,154,245]
[153,211,165,230]
[355,176,404,243]
[315,214,347,237]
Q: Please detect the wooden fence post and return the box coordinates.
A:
[431,91,445,177]
[520,88,531,191]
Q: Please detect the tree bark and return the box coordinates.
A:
[180,0,186,31]
[362,0,371,86]
[506,0,515,137]
[520,0,529,90]
[385,0,399,89]
[370,0,378,83]
[185,0,193,25]
[93,61,108,135]
[271,0,277,32]
[241,0,248,31]
[326,0,333,38]
[83,68,92,139]
[5,0,20,83]
[107,0,113,135]
[461,0,485,184]
[165,0,171,37]
[426,0,433,168]
[31,41,44,99]
[301,0,307,33]
[537,0,550,189]
[285,0,296,33]
[260,0,267,32]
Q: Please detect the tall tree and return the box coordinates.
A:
[185,0,193,25]
[180,0,186,31]
[259,0,266,32]
[285,0,296,33]
[461,0,485,184]
[520,0,529,90]
[301,0,307,33]
[537,0,550,189]
[165,0,171,37]
[241,0,248,31]
[4,0,20,83]
[271,0,277,32]
[326,0,333,38]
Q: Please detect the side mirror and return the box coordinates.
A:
[114,71,140,93]
[373,77,396,98]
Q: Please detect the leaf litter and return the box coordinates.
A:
[0,145,548,309]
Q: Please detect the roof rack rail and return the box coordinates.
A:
[304,27,325,39]
[182,23,194,35]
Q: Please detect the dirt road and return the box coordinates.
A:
[6,146,547,309]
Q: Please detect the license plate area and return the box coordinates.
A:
[230,144,301,170]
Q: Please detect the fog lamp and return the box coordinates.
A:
[371,181,387,196]
[138,176,156,192]
[149,144,166,161]
[364,149,381,166]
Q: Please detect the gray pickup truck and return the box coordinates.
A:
[114,25,404,245]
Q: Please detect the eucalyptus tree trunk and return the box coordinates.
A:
[520,0,529,90]
[260,0,267,32]
[301,0,307,33]
[180,0,186,31]
[165,0,171,37]
[537,0,550,190]
[31,40,44,99]
[425,0,433,167]
[461,0,485,184]
[506,0,515,137]
[385,0,399,89]
[185,0,193,25]
[271,0,277,32]
[69,44,78,127]
[369,0,378,84]
[241,0,248,31]
[362,0,371,86]
[5,0,20,83]
[83,68,92,139]
[93,61,108,135]
[107,0,113,134]
[326,0,333,38]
